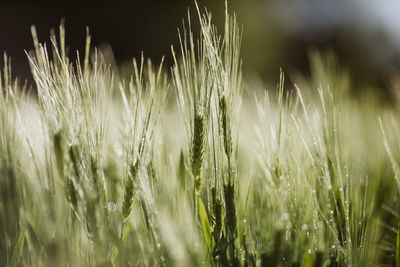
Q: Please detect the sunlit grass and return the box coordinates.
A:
[1,2,400,266]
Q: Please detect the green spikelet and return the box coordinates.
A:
[90,156,99,185]
[214,198,223,240]
[211,187,217,205]
[104,162,119,204]
[122,177,134,221]
[53,131,64,178]
[86,199,98,241]
[147,160,156,182]
[129,162,138,181]
[68,144,80,181]
[66,177,78,209]
[224,182,236,238]
[122,163,138,221]
[219,96,232,160]
[90,156,106,206]
[192,114,204,193]
[177,150,186,191]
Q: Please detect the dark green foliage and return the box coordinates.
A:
[396,222,400,267]
[243,235,257,267]
[0,166,20,266]
[314,251,324,267]
[261,230,283,267]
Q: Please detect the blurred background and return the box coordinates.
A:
[2,0,400,98]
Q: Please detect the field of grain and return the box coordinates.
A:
[1,3,400,267]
